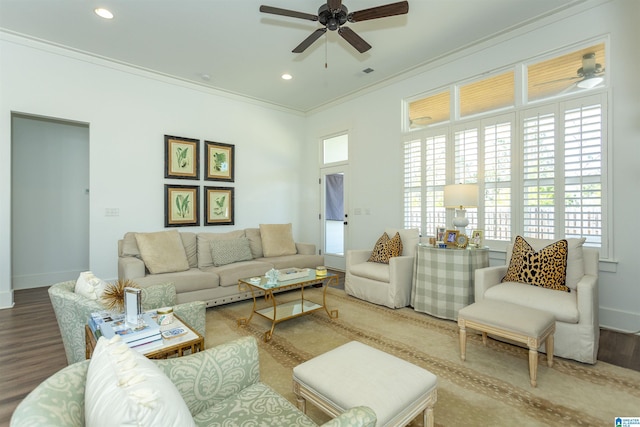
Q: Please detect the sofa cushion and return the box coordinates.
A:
[484,282,579,323]
[210,237,253,266]
[135,230,190,274]
[260,223,297,257]
[510,236,586,291]
[503,236,569,292]
[85,336,195,427]
[192,382,316,427]
[368,232,403,264]
[197,230,246,269]
[245,228,263,258]
[349,262,391,283]
[123,232,197,269]
[202,260,273,287]
[135,269,220,293]
[259,253,324,270]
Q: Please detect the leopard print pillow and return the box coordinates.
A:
[368,232,403,264]
[502,235,570,292]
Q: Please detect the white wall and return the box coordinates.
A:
[0,33,309,307]
[304,0,640,332]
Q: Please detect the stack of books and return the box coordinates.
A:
[88,311,163,353]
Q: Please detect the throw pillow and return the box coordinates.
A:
[245,228,264,258]
[197,230,246,269]
[368,232,404,264]
[135,230,189,274]
[259,223,297,257]
[74,271,108,301]
[515,236,586,290]
[84,336,196,427]
[502,235,570,292]
[210,237,254,266]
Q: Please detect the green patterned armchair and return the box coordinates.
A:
[48,280,206,365]
[11,336,376,427]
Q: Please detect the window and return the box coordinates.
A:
[323,133,348,164]
[403,44,608,257]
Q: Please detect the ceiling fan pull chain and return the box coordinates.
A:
[325,32,328,69]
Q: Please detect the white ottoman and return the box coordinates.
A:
[458,300,555,387]
[292,341,438,427]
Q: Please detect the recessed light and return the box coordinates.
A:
[281,73,293,80]
[94,8,114,19]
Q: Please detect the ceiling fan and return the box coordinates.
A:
[259,0,409,53]
[539,52,605,90]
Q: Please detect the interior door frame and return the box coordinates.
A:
[320,165,348,271]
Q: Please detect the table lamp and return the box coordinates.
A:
[444,184,478,235]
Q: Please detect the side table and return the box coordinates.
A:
[85,314,204,360]
[411,244,489,320]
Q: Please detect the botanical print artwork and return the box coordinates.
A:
[165,185,199,227]
[164,135,199,179]
[205,186,234,225]
[205,141,234,182]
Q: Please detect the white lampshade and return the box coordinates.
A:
[444,184,479,209]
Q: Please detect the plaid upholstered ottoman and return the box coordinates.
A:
[292,341,438,427]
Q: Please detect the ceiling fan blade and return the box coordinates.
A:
[259,5,318,21]
[534,76,580,86]
[292,28,327,53]
[338,26,372,53]
[348,1,409,22]
[327,0,343,12]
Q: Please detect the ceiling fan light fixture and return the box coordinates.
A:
[94,8,114,19]
[577,76,603,89]
[281,73,293,80]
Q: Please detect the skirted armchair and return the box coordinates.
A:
[475,238,599,364]
[48,280,206,365]
[345,228,420,309]
[11,336,376,427]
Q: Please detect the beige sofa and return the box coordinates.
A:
[118,225,324,307]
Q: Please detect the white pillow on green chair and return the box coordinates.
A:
[85,335,195,427]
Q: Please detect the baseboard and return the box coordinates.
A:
[600,306,640,334]
[0,289,15,309]
[12,270,82,290]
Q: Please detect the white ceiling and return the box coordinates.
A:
[0,0,586,113]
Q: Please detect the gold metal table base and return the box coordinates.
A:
[237,273,339,341]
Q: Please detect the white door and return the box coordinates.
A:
[321,166,347,271]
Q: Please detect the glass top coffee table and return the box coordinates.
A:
[237,271,339,341]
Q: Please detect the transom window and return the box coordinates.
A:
[403,43,608,257]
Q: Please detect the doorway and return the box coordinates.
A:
[11,114,90,289]
[321,166,347,271]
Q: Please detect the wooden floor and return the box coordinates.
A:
[0,285,638,426]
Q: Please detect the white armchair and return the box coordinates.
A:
[345,228,419,309]
[475,239,599,364]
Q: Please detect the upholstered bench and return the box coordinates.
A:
[458,300,555,387]
[292,341,438,427]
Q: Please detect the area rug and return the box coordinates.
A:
[205,287,640,426]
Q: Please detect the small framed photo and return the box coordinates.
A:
[204,186,234,226]
[164,135,200,179]
[165,184,199,227]
[205,141,234,182]
[436,226,446,242]
[445,229,459,247]
[471,229,484,247]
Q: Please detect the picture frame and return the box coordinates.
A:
[436,226,446,242]
[471,229,484,247]
[445,229,459,247]
[204,186,234,226]
[164,184,199,227]
[164,135,200,179]
[205,141,234,182]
